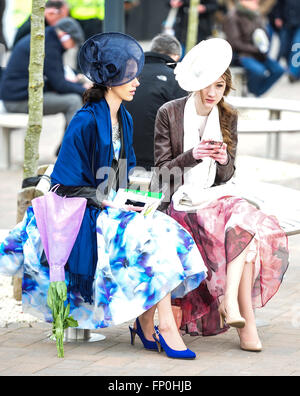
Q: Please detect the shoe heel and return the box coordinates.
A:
[218,301,246,329]
[152,333,162,353]
[129,319,158,351]
[152,328,196,360]
[129,326,136,346]
[219,312,225,329]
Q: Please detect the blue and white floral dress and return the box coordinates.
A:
[0,127,207,330]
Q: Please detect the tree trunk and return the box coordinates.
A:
[13,0,45,300]
[186,0,200,53]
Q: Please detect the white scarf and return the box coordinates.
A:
[172,94,222,210]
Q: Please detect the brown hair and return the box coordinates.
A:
[217,68,237,155]
[83,84,108,104]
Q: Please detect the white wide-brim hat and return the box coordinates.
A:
[174,38,233,92]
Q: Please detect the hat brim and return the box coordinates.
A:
[175,38,233,91]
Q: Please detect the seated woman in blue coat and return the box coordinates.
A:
[0,32,207,360]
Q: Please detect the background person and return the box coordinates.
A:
[125,33,186,171]
[67,0,105,40]
[0,0,7,50]
[223,0,284,96]
[168,0,218,55]
[124,0,140,30]
[272,0,300,83]
[0,17,88,134]
[12,0,70,48]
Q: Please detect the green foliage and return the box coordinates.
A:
[47,282,79,358]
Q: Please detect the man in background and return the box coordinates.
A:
[67,0,105,40]
[168,0,218,54]
[1,18,89,130]
[272,0,300,82]
[13,0,70,47]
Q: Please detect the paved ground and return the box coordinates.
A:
[0,66,300,377]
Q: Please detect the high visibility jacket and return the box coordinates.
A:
[13,0,32,27]
[68,0,105,20]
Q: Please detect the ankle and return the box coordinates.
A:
[136,316,154,334]
[237,324,259,339]
[157,325,187,351]
[157,322,174,334]
[223,296,242,313]
[138,314,153,327]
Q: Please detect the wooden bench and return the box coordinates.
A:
[226,96,300,159]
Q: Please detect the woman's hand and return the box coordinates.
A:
[101,200,143,212]
[192,140,228,165]
[101,200,119,209]
[192,140,221,160]
[123,204,144,212]
[210,142,228,165]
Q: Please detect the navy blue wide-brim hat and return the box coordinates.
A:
[78,32,145,87]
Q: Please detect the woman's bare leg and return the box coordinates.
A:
[156,293,187,350]
[223,244,250,317]
[137,304,157,341]
[137,294,186,350]
[237,261,261,346]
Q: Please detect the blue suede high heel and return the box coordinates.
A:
[129,318,158,351]
[152,326,196,359]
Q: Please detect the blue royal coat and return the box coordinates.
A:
[50,98,136,302]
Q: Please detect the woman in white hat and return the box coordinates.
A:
[153,38,289,351]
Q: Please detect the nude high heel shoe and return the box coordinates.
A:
[240,339,262,352]
[218,300,246,329]
[237,329,262,352]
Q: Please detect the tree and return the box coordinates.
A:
[13,0,46,300]
[186,0,200,53]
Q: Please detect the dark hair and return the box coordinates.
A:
[45,1,66,9]
[83,84,108,104]
[217,68,237,155]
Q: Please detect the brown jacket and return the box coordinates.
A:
[223,8,268,60]
[152,96,238,209]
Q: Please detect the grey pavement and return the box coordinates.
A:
[1,72,300,376]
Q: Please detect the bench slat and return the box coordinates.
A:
[238,119,300,133]
[0,114,28,129]
[227,96,300,113]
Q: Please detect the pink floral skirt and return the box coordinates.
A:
[168,196,289,336]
